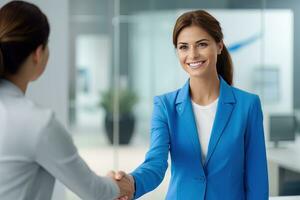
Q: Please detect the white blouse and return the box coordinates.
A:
[0,79,119,200]
[192,98,219,165]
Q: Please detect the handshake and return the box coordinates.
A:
[107,171,135,200]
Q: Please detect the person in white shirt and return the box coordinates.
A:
[0,1,133,200]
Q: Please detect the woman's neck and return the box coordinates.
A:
[189,74,220,106]
[4,75,28,94]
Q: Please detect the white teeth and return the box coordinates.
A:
[188,61,205,68]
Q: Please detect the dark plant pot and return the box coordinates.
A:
[104,113,135,145]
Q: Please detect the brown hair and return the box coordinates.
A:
[0,1,50,77]
[173,10,233,85]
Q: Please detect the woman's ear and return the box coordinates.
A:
[32,45,44,65]
[217,41,224,55]
[29,44,48,81]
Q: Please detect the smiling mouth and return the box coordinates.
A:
[188,60,206,69]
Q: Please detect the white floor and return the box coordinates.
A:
[66,135,170,200]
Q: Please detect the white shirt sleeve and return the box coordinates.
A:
[34,115,119,200]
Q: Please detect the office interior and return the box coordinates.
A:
[0,0,299,199]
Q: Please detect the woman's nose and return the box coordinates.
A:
[189,46,200,59]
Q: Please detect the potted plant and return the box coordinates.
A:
[100,88,138,145]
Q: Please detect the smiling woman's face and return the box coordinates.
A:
[176,25,223,79]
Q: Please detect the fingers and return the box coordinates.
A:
[117,196,128,200]
[116,174,135,199]
[127,174,135,185]
[115,170,126,180]
[107,170,126,180]
[106,170,116,178]
[108,170,134,199]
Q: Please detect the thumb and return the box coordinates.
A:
[106,170,116,178]
[115,170,126,180]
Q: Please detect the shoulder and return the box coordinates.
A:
[149,89,182,119]
[229,86,263,121]
[8,96,54,136]
[230,86,261,106]
[0,95,55,158]
[153,88,181,105]
[20,98,53,125]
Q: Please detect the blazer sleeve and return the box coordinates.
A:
[244,95,269,199]
[35,115,119,200]
[131,96,170,199]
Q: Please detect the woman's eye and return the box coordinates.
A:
[198,43,208,47]
[178,45,188,50]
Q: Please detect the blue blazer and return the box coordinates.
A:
[131,77,269,200]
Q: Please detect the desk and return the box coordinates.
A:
[270,196,300,200]
[267,136,300,196]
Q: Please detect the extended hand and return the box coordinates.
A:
[107,170,135,200]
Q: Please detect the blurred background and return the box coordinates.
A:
[1,0,300,199]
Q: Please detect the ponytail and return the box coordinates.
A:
[217,45,233,85]
[0,44,3,77]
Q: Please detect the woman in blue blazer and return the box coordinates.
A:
[113,10,268,200]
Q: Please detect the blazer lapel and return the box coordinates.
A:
[204,78,236,167]
[176,80,204,167]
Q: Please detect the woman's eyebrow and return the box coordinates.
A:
[177,38,209,45]
[195,39,209,43]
